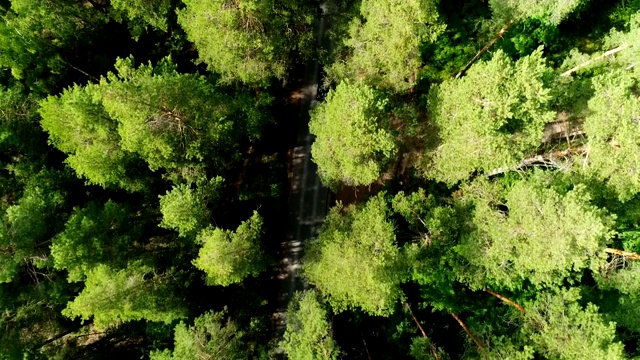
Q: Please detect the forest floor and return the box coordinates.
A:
[271,8,329,347]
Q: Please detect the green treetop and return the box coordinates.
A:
[0,0,108,91]
[51,201,142,282]
[98,57,244,172]
[523,288,625,360]
[110,0,172,35]
[310,81,396,187]
[0,169,68,283]
[583,69,640,201]
[40,56,269,189]
[489,0,586,24]
[280,290,339,360]
[159,183,211,238]
[150,310,247,360]
[177,0,291,84]
[62,261,187,328]
[39,84,146,191]
[327,0,445,92]
[596,259,640,333]
[455,176,614,291]
[425,48,555,185]
[193,211,266,286]
[304,194,405,316]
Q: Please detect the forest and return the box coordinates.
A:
[1,0,640,359]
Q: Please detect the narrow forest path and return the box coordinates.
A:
[272,4,329,346]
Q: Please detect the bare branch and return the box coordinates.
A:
[485,289,526,313]
[406,302,440,360]
[455,19,516,79]
[451,312,485,353]
[560,45,630,77]
[605,248,640,260]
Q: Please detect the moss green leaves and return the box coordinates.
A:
[62,261,186,328]
[150,310,247,360]
[455,177,614,290]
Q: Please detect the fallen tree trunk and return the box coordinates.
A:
[487,147,586,177]
[605,248,640,260]
[455,19,516,79]
[485,289,526,313]
[406,302,440,360]
[451,312,485,353]
[560,44,630,77]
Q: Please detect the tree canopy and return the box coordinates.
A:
[304,194,405,315]
[424,48,555,185]
[193,211,266,286]
[310,81,396,187]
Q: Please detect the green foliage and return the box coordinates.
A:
[425,48,555,185]
[327,0,445,91]
[62,261,187,328]
[583,69,640,201]
[99,57,250,173]
[596,261,640,333]
[51,201,142,282]
[489,0,586,24]
[310,81,396,186]
[111,0,172,34]
[39,84,146,191]
[455,176,614,290]
[0,169,68,282]
[280,290,339,360]
[193,211,266,286]
[159,184,211,238]
[41,56,269,189]
[177,0,314,83]
[150,310,247,360]
[304,194,405,316]
[0,0,108,91]
[524,288,625,360]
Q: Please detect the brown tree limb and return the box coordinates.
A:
[361,331,373,360]
[405,302,440,360]
[560,44,630,77]
[487,147,586,177]
[451,312,485,352]
[455,19,516,79]
[485,289,526,313]
[605,248,640,260]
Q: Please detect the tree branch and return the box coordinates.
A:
[406,302,440,360]
[560,44,630,77]
[455,19,516,79]
[605,248,640,260]
[451,312,485,353]
[487,147,586,177]
[485,289,526,313]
